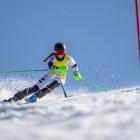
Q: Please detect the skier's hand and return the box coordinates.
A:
[73,72,82,80]
[56,66,68,73]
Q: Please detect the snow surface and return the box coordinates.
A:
[0,78,140,140]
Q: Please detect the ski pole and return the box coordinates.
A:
[60,81,67,98]
[57,76,67,97]
[0,69,48,74]
[51,75,67,98]
[82,78,108,92]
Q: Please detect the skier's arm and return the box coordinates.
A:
[72,64,78,72]
[72,64,82,80]
[68,56,82,80]
[48,61,58,70]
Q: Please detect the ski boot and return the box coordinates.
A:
[25,94,38,103]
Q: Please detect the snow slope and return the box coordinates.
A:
[0,78,140,140]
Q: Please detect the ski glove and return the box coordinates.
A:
[73,72,82,80]
[56,66,68,73]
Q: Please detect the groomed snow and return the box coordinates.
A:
[0,78,140,140]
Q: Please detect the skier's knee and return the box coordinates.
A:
[28,85,39,94]
[14,85,39,101]
[42,80,60,94]
[47,80,60,91]
[36,80,60,98]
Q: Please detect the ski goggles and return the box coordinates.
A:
[55,50,65,56]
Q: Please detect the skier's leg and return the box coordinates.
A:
[35,73,51,90]
[26,76,67,103]
[34,80,60,98]
[25,80,60,103]
[13,85,39,101]
[3,73,51,103]
[21,73,52,102]
[4,85,39,102]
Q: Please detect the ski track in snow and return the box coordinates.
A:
[0,78,140,140]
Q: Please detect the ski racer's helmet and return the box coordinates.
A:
[54,43,66,57]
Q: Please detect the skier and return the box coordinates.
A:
[3,42,82,103]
